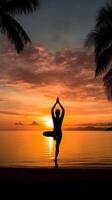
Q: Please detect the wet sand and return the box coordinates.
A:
[0,167,112,197]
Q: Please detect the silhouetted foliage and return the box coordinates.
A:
[0,0,39,53]
[85,3,112,99]
[103,69,112,100]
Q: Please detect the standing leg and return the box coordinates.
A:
[55,136,62,160]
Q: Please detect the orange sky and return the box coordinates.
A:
[0,39,112,130]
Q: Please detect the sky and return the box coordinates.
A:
[0,0,112,130]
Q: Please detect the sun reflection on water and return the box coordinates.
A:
[48,137,54,152]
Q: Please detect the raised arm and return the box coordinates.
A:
[51,100,57,118]
[57,98,65,117]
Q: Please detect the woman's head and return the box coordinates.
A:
[55,109,60,118]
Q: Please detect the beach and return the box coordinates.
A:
[0,167,112,197]
[0,131,112,197]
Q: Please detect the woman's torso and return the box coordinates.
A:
[53,117,63,134]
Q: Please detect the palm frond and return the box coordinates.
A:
[2,0,39,16]
[85,2,112,100]
[85,31,96,48]
[103,69,112,100]
[86,2,112,76]
[85,27,112,77]
[95,46,112,77]
[96,3,112,29]
[95,25,112,76]
[0,13,31,53]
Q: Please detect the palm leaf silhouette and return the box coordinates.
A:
[2,0,39,15]
[85,3,112,99]
[0,0,39,53]
[0,14,31,53]
[103,69,112,100]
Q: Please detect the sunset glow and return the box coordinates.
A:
[42,116,53,128]
[0,0,111,131]
[0,43,112,131]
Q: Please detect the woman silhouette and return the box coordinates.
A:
[43,97,65,161]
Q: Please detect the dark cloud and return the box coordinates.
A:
[31,121,40,126]
[65,122,112,131]
[15,122,23,126]
[8,67,63,86]
[0,111,22,116]
[79,122,112,128]
[0,98,6,102]
[0,110,39,117]
[0,45,106,102]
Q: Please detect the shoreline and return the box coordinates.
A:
[1,167,112,182]
[0,167,112,196]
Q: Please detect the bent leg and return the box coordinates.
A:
[43,131,54,137]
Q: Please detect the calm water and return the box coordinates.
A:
[0,131,112,168]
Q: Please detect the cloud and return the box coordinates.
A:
[0,41,111,129]
[0,111,22,116]
[14,121,40,126]
[15,122,23,126]
[0,98,6,102]
[65,122,112,131]
[78,122,112,128]
[0,44,106,102]
[0,110,40,117]
[31,121,40,126]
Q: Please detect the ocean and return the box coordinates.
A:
[0,130,112,168]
